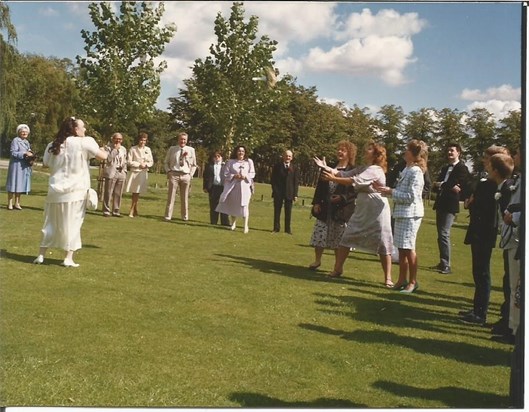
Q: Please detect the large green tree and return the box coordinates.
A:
[169,2,278,155]
[76,1,176,138]
[0,0,18,154]
[374,104,405,170]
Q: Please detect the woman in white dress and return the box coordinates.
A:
[125,132,153,217]
[33,117,107,267]
[215,145,255,233]
[315,141,393,286]
[375,140,428,294]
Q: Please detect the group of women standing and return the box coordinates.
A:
[311,139,428,294]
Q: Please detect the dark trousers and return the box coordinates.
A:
[209,185,229,225]
[499,249,512,327]
[273,197,293,232]
[471,242,493,319]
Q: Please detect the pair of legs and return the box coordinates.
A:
[310,246,339,269]
[331,246,392,284]
[129,193,140,217]
[436,210,455,269]
[34,247,79,267]
[230,215,249,233]
[7,192,23,209]
[393,248,418,292]
[165,172,191,220]
[102,177,125,216]
[209,185,229,225]
[469,242,493,320]
[273,197,293,233]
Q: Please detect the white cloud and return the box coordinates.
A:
[460,84,521,101]
[466,99,521,120]
[460,84,521,120]
[337,8,427,40]
[247,2,337,50]
[303,35,415,85]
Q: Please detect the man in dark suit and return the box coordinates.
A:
[271,149,300,234]
[432,142,470,274]
[203,150,230,226]
[459,146,512,325]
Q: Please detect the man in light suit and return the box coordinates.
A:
[271,149,299,234]
[102,132,127,217]
[431,142,470,274]
[164,132,197,221]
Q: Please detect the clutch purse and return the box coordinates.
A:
[86,188,98,210]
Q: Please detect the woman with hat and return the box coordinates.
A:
[5,123,35,210]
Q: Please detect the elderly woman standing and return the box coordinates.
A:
[309,140,357,270]
[125,132,153,218]
[6,124,35,210]
[215,145,255,233]
[33,117,107,267]
[375,140,428,293]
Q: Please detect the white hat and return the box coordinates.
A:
[16,124,30,134]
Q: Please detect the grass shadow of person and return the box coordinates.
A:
[228,391,366,408]
[372,380,509,408]
[0,248,61,265]
[298,325,511,367]
[214,253,357,285]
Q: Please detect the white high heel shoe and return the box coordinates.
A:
[62,259,80,268]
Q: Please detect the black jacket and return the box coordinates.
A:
[433,161,470,214]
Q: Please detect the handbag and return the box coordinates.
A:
[332,201,355,223]
[86,188,98,210]
[311,201,328,222]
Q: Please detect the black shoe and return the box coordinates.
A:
[439,266,452,274]
[491,323,511,336]
[458,309,474,317]
[429,263,443,270]
[460,313,486,325]
[286,231,293,235]
[491,334,515,344]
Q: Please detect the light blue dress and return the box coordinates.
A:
[5,137,32,193]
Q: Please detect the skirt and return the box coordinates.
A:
[40,199,86,251]
[393,217,422,250]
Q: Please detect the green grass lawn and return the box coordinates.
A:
[0,165,513,407]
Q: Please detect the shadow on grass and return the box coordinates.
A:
[214,253,360,284]
[0,248,59,265]
[228,391,366,408]
[372,380,509,408]
[298,325,511,367]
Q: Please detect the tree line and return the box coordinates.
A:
[0,1,521,187]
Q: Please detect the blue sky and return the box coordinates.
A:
[6,1,523,119]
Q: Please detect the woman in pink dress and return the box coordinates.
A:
[215,145,255,233]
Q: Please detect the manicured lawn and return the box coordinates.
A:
[0,165,512,407]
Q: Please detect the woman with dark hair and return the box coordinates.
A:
[215,145,256,233]
[125,132,153,218]
[33,117,107,267]
[376,139,428,293]
[308,140,357,270]
[314,141,393,286]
